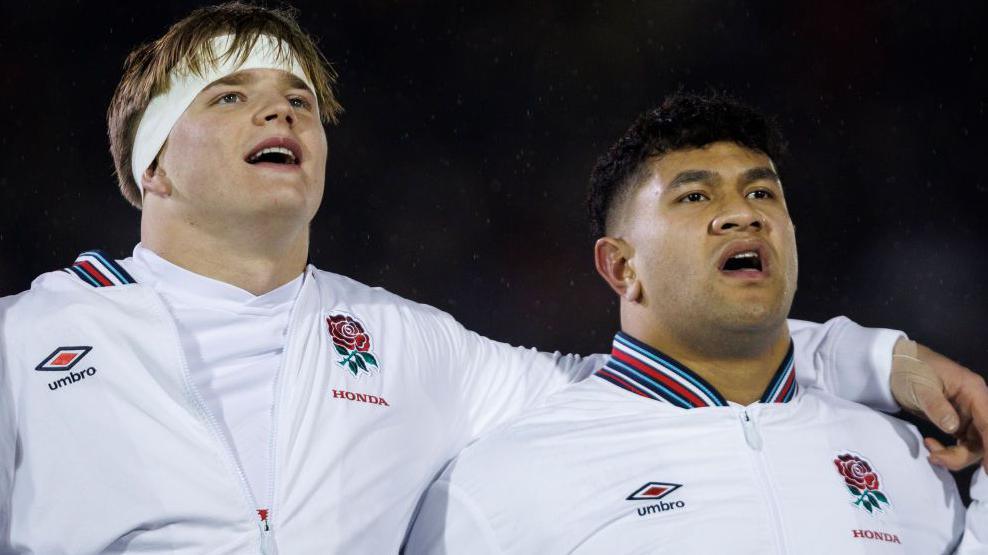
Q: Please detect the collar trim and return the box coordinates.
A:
[596,332,797,408]
[62,250,137,288]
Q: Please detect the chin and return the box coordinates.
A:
[718,302,789,333]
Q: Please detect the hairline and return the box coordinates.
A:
[601,141,776,237]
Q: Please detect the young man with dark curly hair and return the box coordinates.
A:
[406,93,986,553]
[0,4,984,554]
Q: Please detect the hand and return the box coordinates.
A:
[889,338,988,472]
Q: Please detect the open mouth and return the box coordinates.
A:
[247,147,298,165]
[717,242,769,278]
[244,137,303,167]
[722,250,763,272]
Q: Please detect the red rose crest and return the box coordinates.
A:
[327,313,379,376]
[834,453,890,513]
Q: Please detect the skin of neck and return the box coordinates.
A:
[621,299,792,405]
[140,198,310,296]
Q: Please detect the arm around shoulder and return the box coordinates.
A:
[417,305,601,441]
[788,316,903,412]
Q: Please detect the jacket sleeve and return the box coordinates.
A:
[954,468,988,553]
[417,306,603,443]
[426,308,903,443]
[404,478,501,555]
[0,299,15,545]
[789,316,903,413]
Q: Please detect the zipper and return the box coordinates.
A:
[738,408,787,554]
[739,409,763,450]
[262,279,305,549]
[144,288,270,550]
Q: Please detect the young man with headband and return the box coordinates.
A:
[406,93,987,554]
[0,4,984,553]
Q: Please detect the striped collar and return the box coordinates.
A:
[596,332,798,409]
[63,250,137,287]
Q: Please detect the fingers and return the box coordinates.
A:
[925,437,984,472]
[890,345,957,430]
[960,374,988,470]
[913,381,961,434]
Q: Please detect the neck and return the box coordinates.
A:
[622,315,791,405]
[140,211,309,296]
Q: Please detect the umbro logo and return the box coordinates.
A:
[628,482,686,517]
[626,482,681,501]
[35,346,92,371]
[35,346,98,392]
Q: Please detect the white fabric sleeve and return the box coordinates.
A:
[404,479,501,555]
[789,316,904,413]
[954,469,988,553]
[420,308,604,442]
[0,302,14,545]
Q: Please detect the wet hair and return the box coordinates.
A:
[587,92,786,238]
[107,2,342,208]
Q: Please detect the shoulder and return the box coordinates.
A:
[1,267,102,317]
[309,266,461,328]
[3,249,142,312]
[798,389,929,453]
[311,267,438,311]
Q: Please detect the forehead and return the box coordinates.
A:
[201,68,313,94]
[649,141,776,189]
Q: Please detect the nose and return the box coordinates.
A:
[255,96,295,127]
[710,198,766,235]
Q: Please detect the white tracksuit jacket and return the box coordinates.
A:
[0,251,906,554]
[407,332,987,554]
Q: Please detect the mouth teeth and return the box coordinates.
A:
[723,250,762,271]
[248,146,297,165]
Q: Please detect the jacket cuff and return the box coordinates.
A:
[833,320,905,413]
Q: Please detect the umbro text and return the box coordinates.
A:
[637,500,685,517]
[48,367,97,391]
[332,389,390,406]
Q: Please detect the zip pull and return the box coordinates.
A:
[258,508,277,555]
[740,409,763,451]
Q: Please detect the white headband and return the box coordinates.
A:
[131,34,315,192]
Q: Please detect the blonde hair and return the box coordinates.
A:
[107,2,342,208]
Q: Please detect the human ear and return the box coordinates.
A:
[141,161,172,198]
[594,237,641,303]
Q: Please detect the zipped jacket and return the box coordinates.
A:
[407,332,985,554]
[0,251,905,554]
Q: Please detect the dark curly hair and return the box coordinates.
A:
[587,92,787,238]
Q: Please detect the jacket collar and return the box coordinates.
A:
[596,331,798,409]
[63,250,137,287]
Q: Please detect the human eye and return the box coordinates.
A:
[746,189,775,200]
[288,95,313,110]
[679,191,709,203]
[215,92,244,105]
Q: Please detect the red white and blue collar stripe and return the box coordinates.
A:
[596,332,797,408]
[62,250,136,288]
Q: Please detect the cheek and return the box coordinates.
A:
[637,228,699,288]
[306,128,328,170]
[783,223,799,279]
[165,117,230,168]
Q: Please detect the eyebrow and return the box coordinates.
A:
[201,71,314,95]
[667,166,780,189]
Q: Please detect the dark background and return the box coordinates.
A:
[1,1,985,491]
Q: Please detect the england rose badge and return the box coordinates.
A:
[327,313,380,377]
[834,452,890,514]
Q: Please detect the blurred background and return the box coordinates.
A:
[1,1,985,491]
